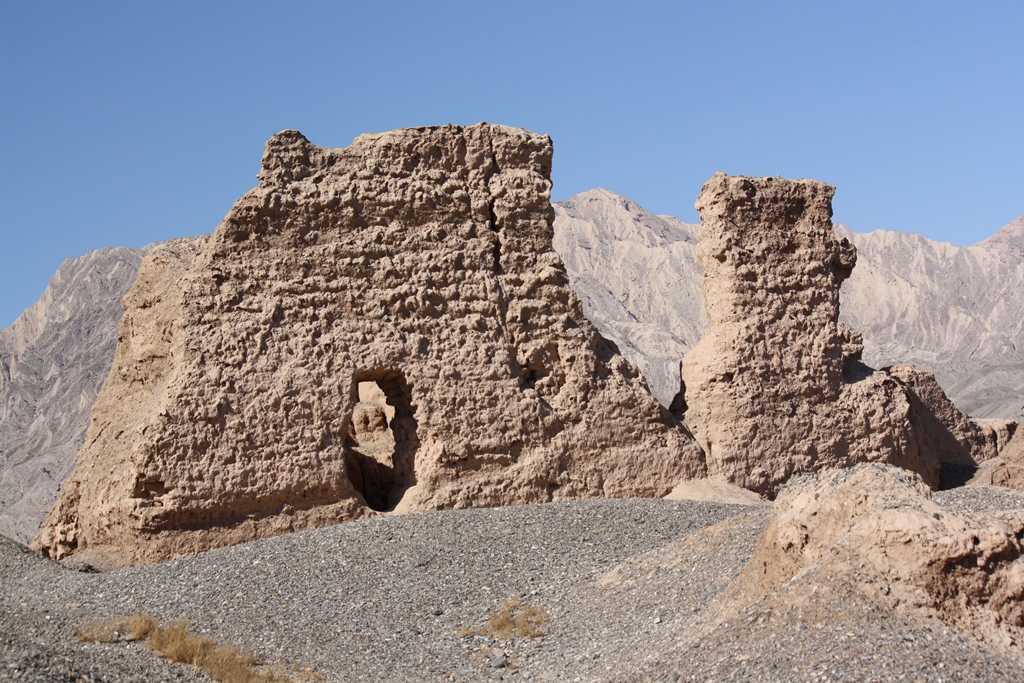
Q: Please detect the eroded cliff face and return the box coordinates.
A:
[34,124,706,567]
[681,174,942,496]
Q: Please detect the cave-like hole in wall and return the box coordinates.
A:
[344,371,419,512]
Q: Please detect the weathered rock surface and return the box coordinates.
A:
[553,193,1024,420]
[971,427,1024,491]
[735,464,1024,650]
[33,124,706,567]
[680,174,945,495]
[886,364,1016,476]
[0,247,149,544]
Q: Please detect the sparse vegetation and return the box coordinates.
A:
[128,612,158,640]
[471,598,547,639]
[75,616,128,644]
[76,613,323,682]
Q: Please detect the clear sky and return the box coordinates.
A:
[1,1,1021,328]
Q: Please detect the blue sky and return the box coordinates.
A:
[1,1,1021,328]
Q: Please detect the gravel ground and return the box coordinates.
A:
[2,489,1022,682]
[0,539,204,682]
[933,485,1024,516]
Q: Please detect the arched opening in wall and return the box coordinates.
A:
[344,370,418,512]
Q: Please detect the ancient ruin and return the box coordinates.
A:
[553,191,1024,422]
[736,464,1024,648]
[680,174,1008,496]
[33,124,706,568]
[31,140,1019,568]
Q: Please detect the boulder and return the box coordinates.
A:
[737,464,1024,648]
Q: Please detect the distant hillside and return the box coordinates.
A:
[836,216,1024,366]
[553,190,1024,420]
[552,188,705,406]
[0,246,149,543]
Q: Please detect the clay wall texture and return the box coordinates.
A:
[683,174,943,495]
[34,124,706,567]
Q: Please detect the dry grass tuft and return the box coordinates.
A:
[128,613,158,641]
[76,615,133,643]
[76,613,322,682]
[478,598,547,639]
[147,619,207,663]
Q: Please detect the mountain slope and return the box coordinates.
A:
[552,189,705,405]
[836,220,1024,365]
[0,246,149,543]
[838,217,1024,420]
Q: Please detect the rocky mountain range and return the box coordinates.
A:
[553,189,1024,421]
[0,247,149,544]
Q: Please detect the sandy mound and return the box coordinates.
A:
[733,463,1024,652]
[665,477,765,505]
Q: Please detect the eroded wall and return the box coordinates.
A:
[35,124,706,567]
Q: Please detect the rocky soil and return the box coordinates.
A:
[3,485,1023,682]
